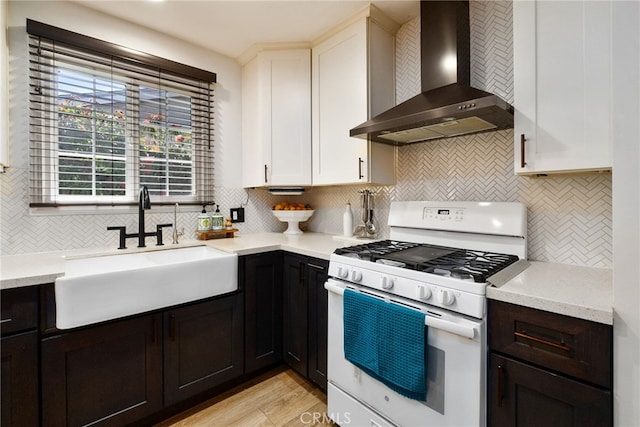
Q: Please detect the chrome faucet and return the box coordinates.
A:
[172,203,184,244]
[107,185,172,249]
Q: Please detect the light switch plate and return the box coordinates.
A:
[230,207,244,223]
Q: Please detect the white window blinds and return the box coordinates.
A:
[27,20,216,207]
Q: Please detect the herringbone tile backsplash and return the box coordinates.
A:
[293,0,612,269]
[0,1,612,268]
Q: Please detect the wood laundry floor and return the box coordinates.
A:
[156,366,334,426]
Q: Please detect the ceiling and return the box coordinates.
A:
[69,0,420,60]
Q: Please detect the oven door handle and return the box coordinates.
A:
[424,316,476,339]
[324,281,477,340]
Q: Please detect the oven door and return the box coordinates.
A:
[325,278,486,427]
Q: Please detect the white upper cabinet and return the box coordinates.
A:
[514,1,612,175]
[311,7,397,186]
[242,49,311,188]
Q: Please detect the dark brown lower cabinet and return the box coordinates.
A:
[1,286,40,427]
[41,314,163,427]
[164,293,244,406]
[307,259,329,391]
[488,300,613,427]
[41,292,245,426]
[244,251,328,391]
[489,354,612,427]
[283,254,308,377]
[283,253,329,391]
[243,252,283,374]
[1,331,39,427]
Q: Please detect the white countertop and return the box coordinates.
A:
[1,233,614,325]
[203,232,360,260]
[0,232,355,290]
[487,261,613,325]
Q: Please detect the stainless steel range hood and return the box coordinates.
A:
[350,1,513,145]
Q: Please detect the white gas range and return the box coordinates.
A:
[325,201,528,427]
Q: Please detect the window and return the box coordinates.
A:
[27,20,216,207]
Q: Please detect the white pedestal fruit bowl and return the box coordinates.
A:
[272,210,315,235]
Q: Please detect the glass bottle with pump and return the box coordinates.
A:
[197,204,212,231]
[211,205,224,230]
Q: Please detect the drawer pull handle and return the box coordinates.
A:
[0,318,12,324]
[514,331,570,352]
[287,351,301,362]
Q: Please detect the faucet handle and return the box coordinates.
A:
[156,223,173,246]
[172,226,185,245]
[107,226,127,250]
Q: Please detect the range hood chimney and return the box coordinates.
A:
[350,1,513,145]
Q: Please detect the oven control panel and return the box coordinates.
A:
[388,200,527,239]
[328,259,486,319]
[423,208,465,222]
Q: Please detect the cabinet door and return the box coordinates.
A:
[1,331,39,427]
[242,55,265,187]
[312,19,369,185]
[312,17,396,186]
[0,286,38,336]
[306,259,329,391]
[242,49,311,188]
[267,50,311,187]
[244,252,283,374]
[282,254,308,377]
[164,293,244,406]
[41,315,163,427]
[489,354,612,427]
[514,1,612,174]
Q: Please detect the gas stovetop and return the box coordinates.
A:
[328,201,528,318]
[334,240,520,283]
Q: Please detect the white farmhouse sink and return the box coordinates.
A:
[54,246,238,329]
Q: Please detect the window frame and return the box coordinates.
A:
[27,19,216,208]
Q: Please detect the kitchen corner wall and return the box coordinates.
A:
[0,1,612,268]
[302,0,612,269]
[0,0,252,255]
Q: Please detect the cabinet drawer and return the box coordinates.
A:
[1,286,39,336]
[488,300,612,388]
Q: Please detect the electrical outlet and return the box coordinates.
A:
[230,207,245,223]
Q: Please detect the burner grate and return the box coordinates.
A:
[335,240,520,283]
[419,250,519,283]
[334,240,420,261]
[419,250,520,282]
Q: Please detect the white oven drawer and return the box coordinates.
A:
[325,278,487,427]
[328,383,394,427]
